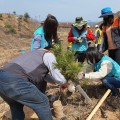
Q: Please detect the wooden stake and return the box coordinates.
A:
[76,85,92,104]
[86,89,111,120]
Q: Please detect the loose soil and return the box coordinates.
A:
[0,25,120,120]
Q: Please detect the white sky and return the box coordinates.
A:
[0,0,119,22]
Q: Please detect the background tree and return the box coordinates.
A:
[23,12,30,22]
[13,11,16,15]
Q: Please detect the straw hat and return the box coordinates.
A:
[72,17,87,27]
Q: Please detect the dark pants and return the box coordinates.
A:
[109,49,120,65]
[0,70,53,120]
[102,76,120,95]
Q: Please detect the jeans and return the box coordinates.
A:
[0,70,53,120]
[102,76,120,94]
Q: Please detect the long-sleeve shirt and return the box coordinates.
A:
[43,52,66,85]
[85,60,112,80]
[68,28,95,42]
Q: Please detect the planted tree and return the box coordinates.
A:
[51,42,92,104]
[52,43,83,82]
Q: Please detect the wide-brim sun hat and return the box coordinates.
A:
[95,25,99,28]
[99,7,114,18]
[72,17,87,27]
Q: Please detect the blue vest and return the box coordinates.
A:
[71,26,88,51]
[94,55,120,78]
[30,26,48,51]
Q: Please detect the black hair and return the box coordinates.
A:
[86,47,104,64]
[103,15,114,26]
[43,15,58,43]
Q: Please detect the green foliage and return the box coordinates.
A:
[51,43,83,81]
[4,24,16,34]
[23,12,30,22]
[13,11,16,15]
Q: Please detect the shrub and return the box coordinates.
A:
[4,24,16,34]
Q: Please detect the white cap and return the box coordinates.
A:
[95,25,99,28]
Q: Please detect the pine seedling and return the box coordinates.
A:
[51,42,83,82]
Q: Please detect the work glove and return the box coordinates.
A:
[77,72,85,80]
[74,37,79,43]
[68,82,75,92]
[81,35,86,39]
[77,37,82,42]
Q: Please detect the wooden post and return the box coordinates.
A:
[76,85,92,104]
[86,89,111,120]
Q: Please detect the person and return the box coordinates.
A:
[68,17,95,62]
[99,7,120,65]
[94,25,102,51]
[31,15,59,51]
[0,49,69,120]
[78,47,120,96]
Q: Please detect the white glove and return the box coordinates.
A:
[74,37,79,42]
[95,44,98,47]
[77,72,85,80]
[68,82,75,92]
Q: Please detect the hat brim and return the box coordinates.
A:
[99,13,114,18]
[72,21,87,27]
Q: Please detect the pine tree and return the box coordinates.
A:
[51,43,83,81]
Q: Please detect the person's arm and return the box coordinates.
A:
[43,52,67,85]
[85,60,112,80]
[86,29,95,40]
[68,28,77,42]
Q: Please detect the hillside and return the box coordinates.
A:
[0,13,40,66]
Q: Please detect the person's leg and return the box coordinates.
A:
[0,71,53,120]
[0,93,25,120]
[102,76,120,95]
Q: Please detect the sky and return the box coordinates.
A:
[0,0,120,22]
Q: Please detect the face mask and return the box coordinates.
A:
[87,60,93,65]
[77,26,83,30]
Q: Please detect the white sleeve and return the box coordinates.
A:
[85,60,112,80]
[43,52,67,85]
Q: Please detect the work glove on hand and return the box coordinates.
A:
[77,72,85,80]
[74,37,79,43]
[77,37,82,42]
[68,82,75,92]
[81,35,86,39]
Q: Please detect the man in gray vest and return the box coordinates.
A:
[0,49,67,120]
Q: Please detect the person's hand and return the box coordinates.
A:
[77,72,85,80]
[81,35,86,39]
[60,83,69,90]
[74,37,79,43]
[77,37,82,42]
[68,82,75,92]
